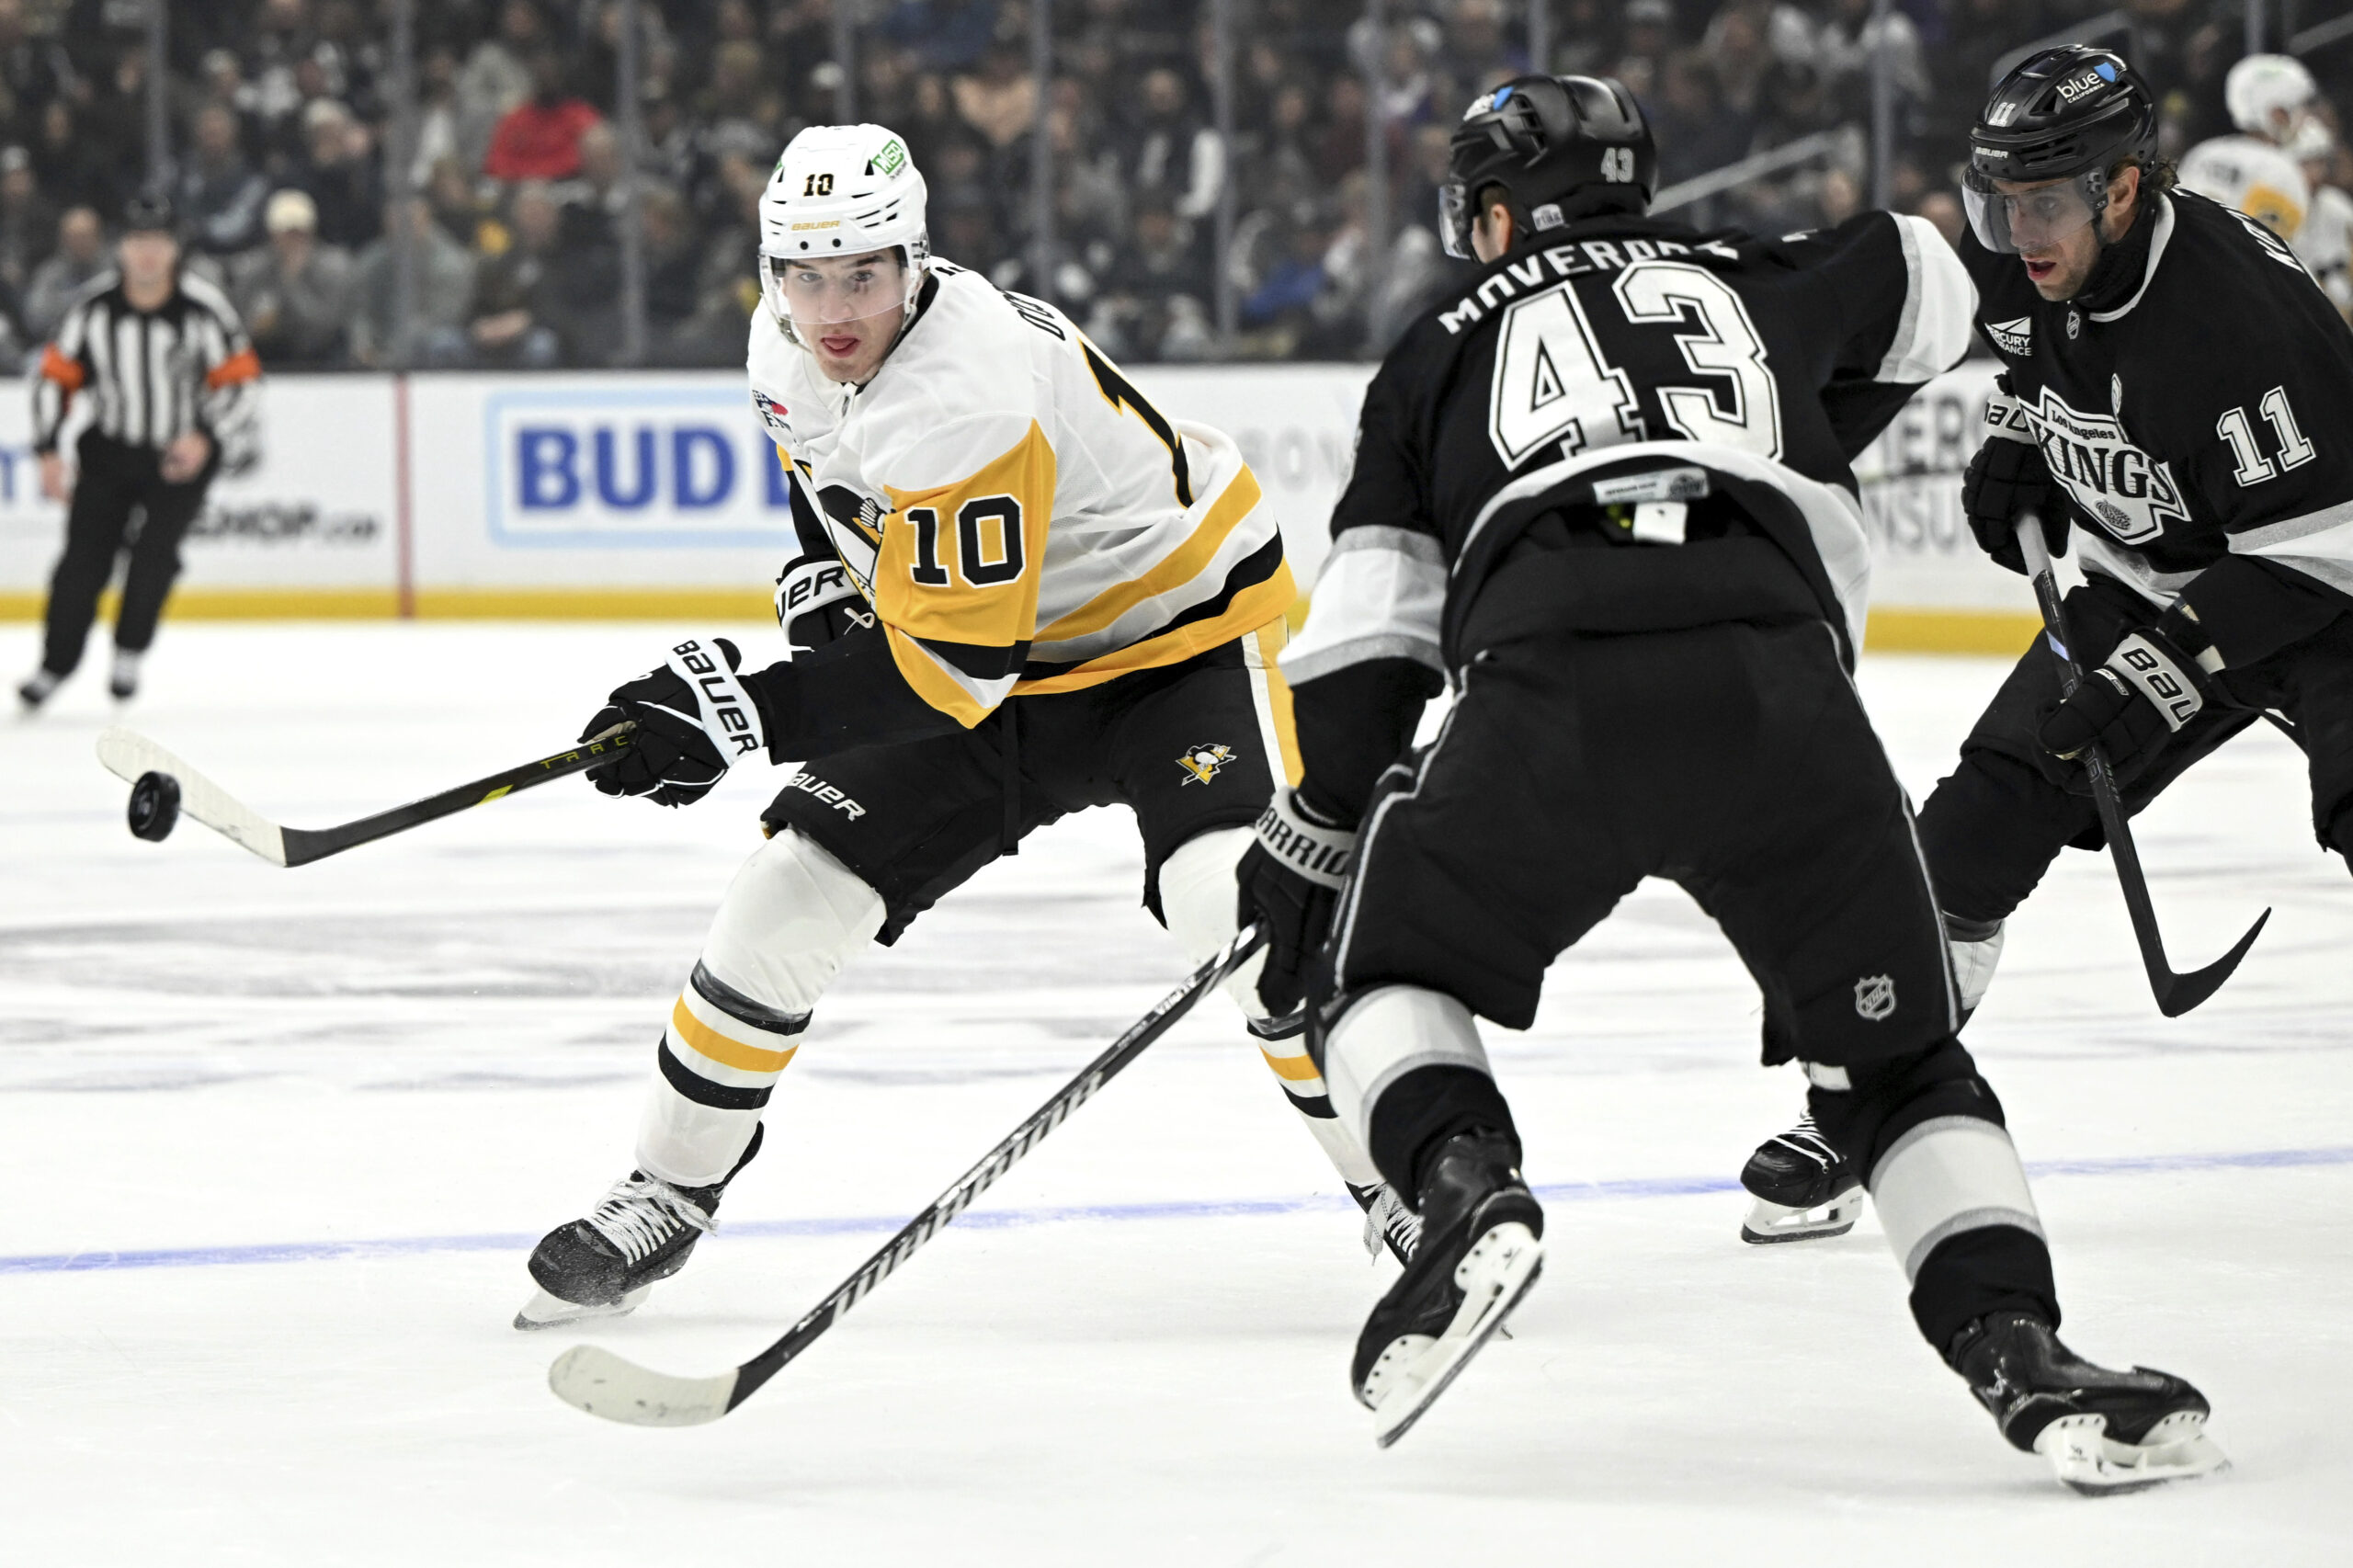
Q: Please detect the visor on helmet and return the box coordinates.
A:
[761,247,922,347]
[1961,165,2108,255]
[1438,180,1475,259]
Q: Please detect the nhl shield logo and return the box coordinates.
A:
[1176,743,1237,786]
[1854,975,1897,1021]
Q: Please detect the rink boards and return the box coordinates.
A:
[0,362,2030,653]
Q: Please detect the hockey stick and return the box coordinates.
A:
[94,723,635,867]
[547,923,1269,1428]
[2017,517,2267,1016]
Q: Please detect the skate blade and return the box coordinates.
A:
[1739,1191,1863,1245]
[1368,1221,1543,1449]
[2035,1410,2232,1495]
[513,1284,651,1332]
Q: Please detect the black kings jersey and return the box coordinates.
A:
[1963,187,2353,668]
[1282,210,1974,693]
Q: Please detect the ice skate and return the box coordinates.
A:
[515,1128,761,1330]
[17,667,59,713]
[1349,1180,1423,1265]
[1352,1131,1543,1447]
[1739,1112,1863,1244]
[1949,1311,2230,1495]
[108,649,141,701]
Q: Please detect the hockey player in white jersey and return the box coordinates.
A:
[517,124,1413,1328]
[2179,54,2320,249]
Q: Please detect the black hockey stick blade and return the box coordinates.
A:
[96,723,634,867]
[2015,517,2266,1016]
[547,924,1270,1428]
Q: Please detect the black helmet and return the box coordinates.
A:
[1963,46,2156,254]
[1441,74,1655,259]
[122,188,177,236]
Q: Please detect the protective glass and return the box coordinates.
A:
[1438,180,1474,259]
[762,251,915,342]
[1961,166,2107,255]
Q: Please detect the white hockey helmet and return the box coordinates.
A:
[2226,53,2317,138]
[758,123,929,342]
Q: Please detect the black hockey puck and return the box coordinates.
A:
[128,770,181,842]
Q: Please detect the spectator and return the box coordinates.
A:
[32,100,119,219]
[0,144,54,295]
[457,0,545,173]
[484,50,602,183]
[176,102,272,258]
[292,98,382,249]
[22,204,106,341]
[1124,68,1223,227]
[349,197,478,368]
[1092,193,1213,362]
[1654,52,1755,188]
[229,187,356,368]
[955,43,1037,151]
[464,180,614,367]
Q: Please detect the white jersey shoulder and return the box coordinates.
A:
[2179,134,2310,243]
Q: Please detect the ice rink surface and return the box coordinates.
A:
[4,622,2348,1566]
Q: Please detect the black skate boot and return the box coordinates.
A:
[1348,1181,1423,1266]
[1738,1111,1863,1244]
[1352,1130,1543,1447]
[1949,1311,2229,1494]
[17,667,60,712]
[514,1125,763,1330]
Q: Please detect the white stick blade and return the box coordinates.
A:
[95,726,289,866]
[548,1344,739,1427]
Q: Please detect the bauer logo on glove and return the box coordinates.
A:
[582,636,771,808]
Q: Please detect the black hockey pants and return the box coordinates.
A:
[39,430,213,677]
[1918,574,2353,924]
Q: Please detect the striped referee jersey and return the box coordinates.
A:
[32,269,262,464]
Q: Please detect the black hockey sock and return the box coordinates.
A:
[1913,1225,2062,1355]
[1915,750,2086,926]
[1366,1064,1519,1202]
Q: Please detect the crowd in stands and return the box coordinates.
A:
[0,0,2339,369]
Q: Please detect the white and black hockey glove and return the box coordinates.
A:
[583,636,769,808]
[773,554,873,659]
[1235,786,1358,1017]
[2037,607,2222,776]
[1961,381,2065,574]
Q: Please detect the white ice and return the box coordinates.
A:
[3,623,2348,1565]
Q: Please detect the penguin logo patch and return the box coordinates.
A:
[1854,975,1897,1021]
[1176,743,1238,786]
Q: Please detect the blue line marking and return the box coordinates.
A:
[5,1144,2346,1278]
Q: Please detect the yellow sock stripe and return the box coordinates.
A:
[669,998,799,1075]
[1258,1045,1324,1084]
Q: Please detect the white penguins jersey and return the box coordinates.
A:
[748,260,1291,726]
[2179,134,2311,244]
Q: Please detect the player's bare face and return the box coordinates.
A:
[776,250,908,384]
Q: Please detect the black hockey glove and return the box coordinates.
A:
[773,554,873,659]
[1235,786,1358,1017]
[583,635,769,807]
[1963,383,2066,574]
[2037,608,2220,776]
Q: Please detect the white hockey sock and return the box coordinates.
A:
[636,829,884,1187]
[1321,984,1492,1165]
[1868,1115,2045,1282]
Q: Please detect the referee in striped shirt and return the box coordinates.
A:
[17,192,262,710]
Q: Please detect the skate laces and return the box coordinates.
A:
[1362,1186,1425,1261]
[1768,1114,1840,1170]
[585,1175,717,1263]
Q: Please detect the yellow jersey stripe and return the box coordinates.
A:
[670,998,800,1074]
[1014,567,1297,696]
[885,625,1003,727]
[1035,466,1264,644]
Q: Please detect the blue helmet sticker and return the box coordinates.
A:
[2096,61,2118,82]
[1492,85,1514,108]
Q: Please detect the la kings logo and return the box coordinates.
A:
[2021,387,2190,545]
